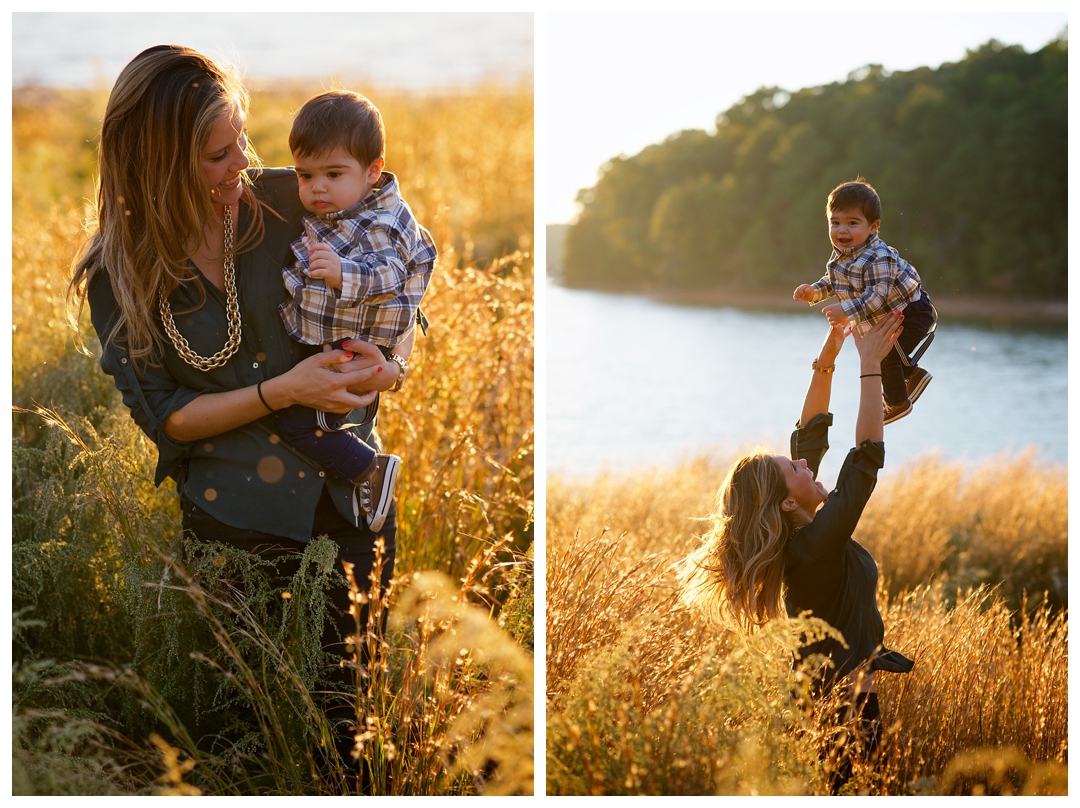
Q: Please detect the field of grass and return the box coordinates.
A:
[11,82,533,796]
[546,450,1067,795]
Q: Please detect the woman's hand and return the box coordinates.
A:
[275,349,381,413]
[853,312,904,370]
[329,337,406,395]
[818,322,850,367]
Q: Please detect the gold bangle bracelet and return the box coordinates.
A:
[812,359,835,374]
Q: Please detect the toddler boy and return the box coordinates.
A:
[277,90,437,530]
[794,179,936,424]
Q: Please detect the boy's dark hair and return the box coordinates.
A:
[826,177,881,223]
[289,90,384,167]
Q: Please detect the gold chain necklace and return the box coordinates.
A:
[159,205,242,371]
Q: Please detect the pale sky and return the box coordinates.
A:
[545,11,1068,223]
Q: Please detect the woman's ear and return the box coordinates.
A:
[781,496,810,528]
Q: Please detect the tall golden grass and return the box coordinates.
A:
[547,450,1067,795]
[11,82,533,796]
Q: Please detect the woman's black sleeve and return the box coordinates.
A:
[790,411,832,477]
[789,439,884,561]
[87,271,200,484]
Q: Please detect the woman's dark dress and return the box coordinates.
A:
[784,413,914,688]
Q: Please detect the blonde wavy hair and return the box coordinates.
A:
[678,449,795,633]
[68,44,265,367]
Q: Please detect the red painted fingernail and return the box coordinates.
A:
[342,340,351,348]
[344,352,354,359]
[378,366,384,372]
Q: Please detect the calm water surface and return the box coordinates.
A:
[12,12,532,90]
[547,283,1067,485]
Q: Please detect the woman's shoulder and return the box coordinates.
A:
[86,260,119,327]
[248,167,306,239]
[250,167,300,207]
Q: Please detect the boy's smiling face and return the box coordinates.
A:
[828,207,879,251]
[294,146,383,218]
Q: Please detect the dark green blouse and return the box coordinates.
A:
[785,413,914,687]
[88,168,376,541]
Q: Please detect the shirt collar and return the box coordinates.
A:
[321,172,396,223]
[832,231,880,260]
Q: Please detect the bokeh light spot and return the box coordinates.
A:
[257,454,285,483]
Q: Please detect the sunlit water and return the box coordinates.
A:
[547,283,1067,485]
[11,12,532,90]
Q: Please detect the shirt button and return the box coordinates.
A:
[318,471,325,477]
[121,357,128,364]
[252,362,259,369]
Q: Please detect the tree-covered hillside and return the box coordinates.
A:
[561,38,1066,300]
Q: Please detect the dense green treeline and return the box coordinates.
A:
[561,37,1067,299]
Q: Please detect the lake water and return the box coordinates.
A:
[546,283,1067,485]
[11,12,532,90]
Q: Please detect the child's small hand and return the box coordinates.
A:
[793,284,816,303]
[306,242,343,290]
[821,302,849,328]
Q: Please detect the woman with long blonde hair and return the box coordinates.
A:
[67,45,411,770]
[680,313,913,792]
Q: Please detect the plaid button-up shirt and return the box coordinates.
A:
[280,172,437,348]
[806,233,923,335]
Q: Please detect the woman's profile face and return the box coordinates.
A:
[200,105,249,210]
[773,454,828,519]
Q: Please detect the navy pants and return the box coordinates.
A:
[272,400,378,483]
[881,293,936,406]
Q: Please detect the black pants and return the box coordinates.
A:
[181,485,396,767]
[181,485,396,655]
[826,691,882,794]
[882,292,936,405]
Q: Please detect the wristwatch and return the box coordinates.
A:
[387,353,409,392]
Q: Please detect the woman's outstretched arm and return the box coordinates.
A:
[852,312,904,446]
[800,323,848,426]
